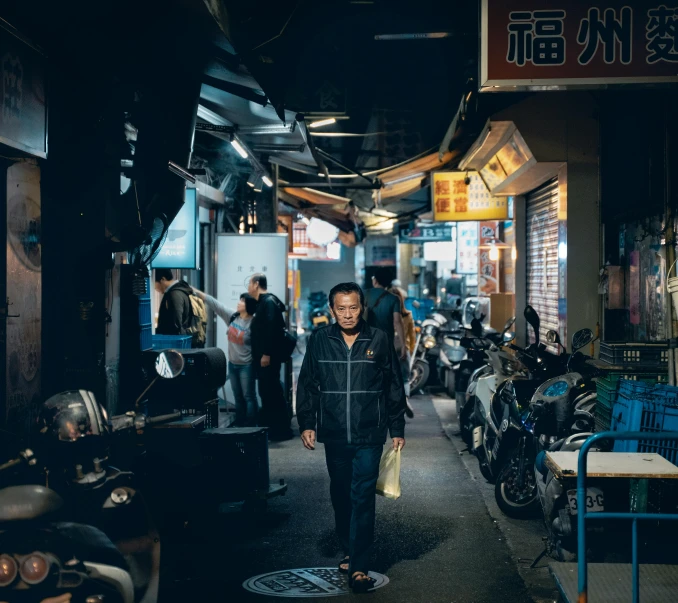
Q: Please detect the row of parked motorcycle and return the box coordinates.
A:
[408,304,603,561]
[0,351,191,603]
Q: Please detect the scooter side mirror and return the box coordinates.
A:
[502,316,516,332]
[503,331,515,343]
[155,350,185,379]
[546,330,561,346]
[571,328,594,352]
[524,305,540,343]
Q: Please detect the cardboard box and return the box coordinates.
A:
[490,293,515,332]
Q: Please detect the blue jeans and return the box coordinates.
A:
[324,442,383,575]
[229,362,258,426]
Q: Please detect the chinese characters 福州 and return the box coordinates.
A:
[507,10,566,66]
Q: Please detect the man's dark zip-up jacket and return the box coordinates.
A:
[296,320,406,445]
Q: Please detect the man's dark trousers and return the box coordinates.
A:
[256,358,291,437]
[324,442,383,575]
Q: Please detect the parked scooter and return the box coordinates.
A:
[494,328,598,519]
[409,312,458,392]
[472,306,564,484]
[455,316,516,445]
[308,291,332,330]
[0,350,184,603]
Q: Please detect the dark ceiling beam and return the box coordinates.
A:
[296,115,331,183]
[316,148,375,185]
[283,182,381,190]
[202,74,268,107]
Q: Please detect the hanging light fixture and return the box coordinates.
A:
[306,218,339,246]
[262,175,273,187]
[253,176,264,193]
[247,172,259,188]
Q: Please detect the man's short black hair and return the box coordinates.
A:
[250,273,267,290]
[329,282,365,309]
[239,293,257,316]
[372,267,392,288]
[154,268,174,282]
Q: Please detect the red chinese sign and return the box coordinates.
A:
[481,0,678,90]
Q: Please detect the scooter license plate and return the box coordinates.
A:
[566,488,604,515]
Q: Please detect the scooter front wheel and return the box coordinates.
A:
[494,452,539,519]
[409,360,429,393]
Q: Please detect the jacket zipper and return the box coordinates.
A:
[346,344,352,443]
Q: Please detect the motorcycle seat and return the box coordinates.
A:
[0,486,64,522]
[52,522,129,571]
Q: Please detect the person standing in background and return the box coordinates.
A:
[193,289,258,427]
[154,269,193,336]
[248,273,293,441]
[364,268,406,356]
[389,286,416,419]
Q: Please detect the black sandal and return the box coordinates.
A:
[338,556,350,574]
[349,572,376,593]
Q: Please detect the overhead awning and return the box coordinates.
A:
[373,149,460,206]
[458,120,562,196]
[279,189,355,233]
[282,186,350,206]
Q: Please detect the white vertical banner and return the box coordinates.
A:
[216,234,289,355]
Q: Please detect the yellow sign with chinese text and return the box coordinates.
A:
[432,172,508,222]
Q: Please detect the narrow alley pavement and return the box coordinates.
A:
[170,395,556,602]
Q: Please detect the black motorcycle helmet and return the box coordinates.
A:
[37,390,110,485]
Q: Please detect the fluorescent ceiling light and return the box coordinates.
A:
[238,123,296,135]
[309,118,337,128]
[230,138,248,159]
[197,104,231,126]
[262,175,273,187]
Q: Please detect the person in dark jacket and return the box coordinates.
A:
[154,268,193,336]
[248,273,293,440]
[297,281,406,593]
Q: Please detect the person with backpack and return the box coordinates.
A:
[192,288,258,427]
[154,268,207,348]
[364,268,406,359]
[248,273,293,441]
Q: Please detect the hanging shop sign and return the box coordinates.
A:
[152,188,199,269]
[478,221,501,295]
[0,23,48,157]
[433,172,508,222]
[365,235,396,267]
[481,0,678,91]
[457,222,479,275]
[399,223,454,243]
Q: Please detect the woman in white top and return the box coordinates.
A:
[193,289,258,426]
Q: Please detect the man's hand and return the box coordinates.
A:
[392,437,405,451]
[261,354,271,367]
[301,430,316,450]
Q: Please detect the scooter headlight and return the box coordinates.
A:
[0,555,17,586]
[423,335,437,349]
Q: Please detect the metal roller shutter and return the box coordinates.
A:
[526,179,560,348]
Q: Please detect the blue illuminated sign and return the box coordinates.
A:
[152,188,199,269]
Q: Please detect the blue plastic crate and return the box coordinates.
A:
[618,379,655,400]
[138,298,151,325]
[151,334,192,350]
[140,323,153,351]
[612,395,678,463]
[405,298,435,323]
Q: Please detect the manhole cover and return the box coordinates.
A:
[243,567,389,597]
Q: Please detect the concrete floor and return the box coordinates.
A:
[163,394,550,602]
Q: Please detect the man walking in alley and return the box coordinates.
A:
[297,282,406,593]
[248,273,293,440]
[155,268,193,337]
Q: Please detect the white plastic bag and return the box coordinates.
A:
[376,447,401,500]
